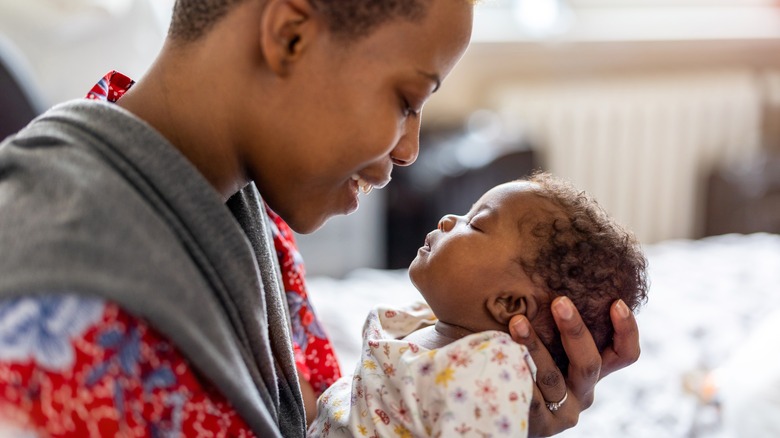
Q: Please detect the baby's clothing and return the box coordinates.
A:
[308,304,534,437]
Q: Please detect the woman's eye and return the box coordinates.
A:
[468,219,483,232]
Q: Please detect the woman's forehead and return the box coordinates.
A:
[347,0,473,77]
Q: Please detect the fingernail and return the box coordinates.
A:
[512,317,530,338]
[616,299,630,319]
[554,297,574,321]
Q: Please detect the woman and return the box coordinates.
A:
[0,0,640,436]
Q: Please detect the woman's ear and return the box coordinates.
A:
[487,293,531,326]
[260,0,317,76]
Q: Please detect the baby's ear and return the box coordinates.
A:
[487,293,528,326]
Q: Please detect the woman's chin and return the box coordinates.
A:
[284,211,327,235]
[288,204,360,235]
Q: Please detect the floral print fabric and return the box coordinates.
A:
[0,295,254,437]
[85,70,134,102]
[309,304,534,438]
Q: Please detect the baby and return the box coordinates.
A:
[308,172,648,437]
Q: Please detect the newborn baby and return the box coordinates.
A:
[309,172,648,437]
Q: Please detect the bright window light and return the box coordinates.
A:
[472,0,780,42]
[514,0,561,33]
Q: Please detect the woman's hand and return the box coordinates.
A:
[509,296,640,437]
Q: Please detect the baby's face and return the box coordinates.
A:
[409,181,555,332]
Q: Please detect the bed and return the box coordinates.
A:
[307,232,780,437]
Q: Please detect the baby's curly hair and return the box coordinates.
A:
[168,0,430,42]
[521,172,648,375]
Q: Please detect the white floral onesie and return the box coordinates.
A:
[308,303,535,437]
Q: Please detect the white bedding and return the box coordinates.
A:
[307,233,780,437]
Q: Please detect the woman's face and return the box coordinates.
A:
[252,0,473,233]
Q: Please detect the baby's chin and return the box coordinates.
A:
[407,256,425,291]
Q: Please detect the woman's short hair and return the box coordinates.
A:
[168,0,427,42]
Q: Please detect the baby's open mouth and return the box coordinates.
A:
[423,233,433,251]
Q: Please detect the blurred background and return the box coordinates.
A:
[302,0,780,275]
[1,0,780,276]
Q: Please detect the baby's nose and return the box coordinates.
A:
[438,215,457,232]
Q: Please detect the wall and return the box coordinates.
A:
[416,37,780,244]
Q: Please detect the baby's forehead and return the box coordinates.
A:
[478,181,550,213]
[479,182,563,235]
[496,180,539,194]
[475,181,537,204]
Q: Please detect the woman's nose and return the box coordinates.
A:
[390,116,421,166]
[438,214,457,232]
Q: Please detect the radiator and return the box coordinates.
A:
[492,70,764,243]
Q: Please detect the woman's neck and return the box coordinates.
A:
[117,45,248,202]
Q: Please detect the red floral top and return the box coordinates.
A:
[0,71,341,436]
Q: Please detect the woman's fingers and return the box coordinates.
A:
[510,313,574,437]
[509,314,567,406]
[509,297,641,437]
[600,299,641,378]
[526,380,579,437]
[551,296,600,409]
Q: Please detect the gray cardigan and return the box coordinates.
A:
[0,100,306,437]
